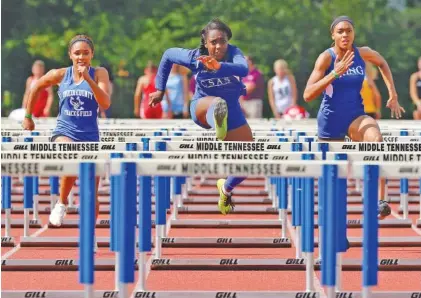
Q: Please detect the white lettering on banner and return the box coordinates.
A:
[1,163,39,175]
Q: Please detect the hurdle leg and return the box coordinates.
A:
[50,194,56,211]
[137,251,147,291]
[355,178,361,193]
[400,179,409,219]
[172,194,179,220]
[281,210,287,239]
[271,183,277,208]
[264,177,269,192]
[24,209,30,237]
[32,195,39,221]
[419,178,421,219]
[84,285,94,298]
[335,253,342,291]
[5,209,12,237]
[115,252,120,291]
[181,183,187,206]
[186,177,192,191]
[317,227,323,262]
[305,252,315,292]
[68,189,74,207]
[295,226,302,259]
[155,225,165,258]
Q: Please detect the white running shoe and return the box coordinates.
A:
[49,203,67,227]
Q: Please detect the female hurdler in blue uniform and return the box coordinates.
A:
[149,18,253,215]
[303,16,405,219]
[22,35,111,235]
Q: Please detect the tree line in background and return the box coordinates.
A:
[2,0,420,118]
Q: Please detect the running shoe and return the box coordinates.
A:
[217,178,235,215]
[378,200,391,220]
[213,98,228,141]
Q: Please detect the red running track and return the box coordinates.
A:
[2,177,421,294]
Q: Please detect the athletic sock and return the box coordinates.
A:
[224,176,247,192]
[205,103,216,129]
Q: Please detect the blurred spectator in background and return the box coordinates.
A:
[361,61,382,119]
[240,56,265,118]
[409,56,421,120]
[283,105,309,120]
[99,63,114,118]
[162,64,189,119]
[22,60,53,117]
[267,59,297,118]
[134,61,171,119]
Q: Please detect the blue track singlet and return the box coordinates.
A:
[52,66,99,142]
[155,45,248,130]
[317,45,366,139]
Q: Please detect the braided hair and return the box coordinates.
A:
[199,18,232,55]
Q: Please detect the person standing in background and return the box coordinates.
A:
[22,60,53,117]
[240,56,265,118]
[134,61,171,119]
[163,64,189,119]
[267,59,297,118]
[360,61,382,119]
[409,56,421,120]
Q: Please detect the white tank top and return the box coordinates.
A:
[272,75,293,113]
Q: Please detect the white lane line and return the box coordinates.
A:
[2,224,48,260]
[390,209,421,237]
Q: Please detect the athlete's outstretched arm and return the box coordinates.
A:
[216,47,248,77]
[155,48,196,91]
[359,47,397,98]
[25,69,65,116]
[359,46,404,118]
[303,52,334,102]
[23,68,65,130]
[198,47,248,77]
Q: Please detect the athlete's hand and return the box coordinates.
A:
[148,90,165,107]
[197,56,221,71]
[22,117,35,131]
[333,50,354,77]
[386,94,405,119]
[77,65,90,79]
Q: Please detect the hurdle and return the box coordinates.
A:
[2,141,421,249]
[3,157,420,297]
